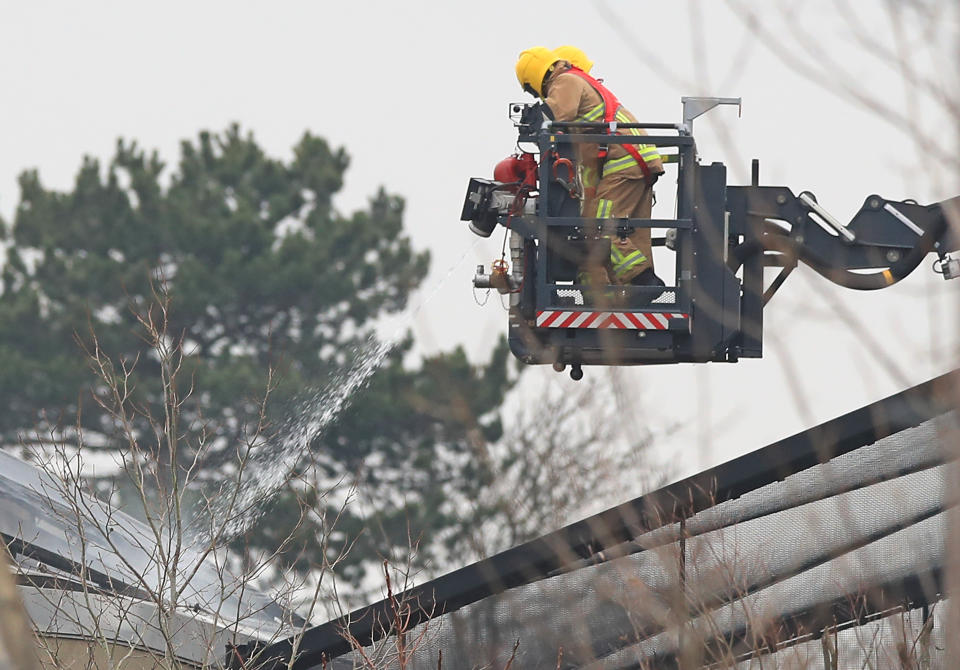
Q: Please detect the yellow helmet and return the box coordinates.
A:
[554,45,594,74]
[515,46,560,98]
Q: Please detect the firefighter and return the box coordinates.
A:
[553,45,594,74]
[515,46,665,290]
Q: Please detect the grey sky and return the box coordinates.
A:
[1,1,957,484]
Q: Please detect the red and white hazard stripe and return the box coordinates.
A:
[535,310,688,330]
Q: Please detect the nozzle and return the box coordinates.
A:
[473,261,518,294]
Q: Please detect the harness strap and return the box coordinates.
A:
[566,67,655,182]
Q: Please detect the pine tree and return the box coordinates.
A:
[0,125,513,586]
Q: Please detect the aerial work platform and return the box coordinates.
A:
[462,97,960,378]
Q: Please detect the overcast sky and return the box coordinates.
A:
[2,1,958,488]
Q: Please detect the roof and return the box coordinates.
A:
[1,449,297,662]
[258,370,956,669]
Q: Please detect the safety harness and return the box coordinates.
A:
[564,67,660,184]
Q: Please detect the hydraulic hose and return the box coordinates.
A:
[729,208,947,291]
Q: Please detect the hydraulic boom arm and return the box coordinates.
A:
[728,185,960,292]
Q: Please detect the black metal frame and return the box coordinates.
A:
[505,121,746,369]
[2,535,148,600]
[248,370,956,669]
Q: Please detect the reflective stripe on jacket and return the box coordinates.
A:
[576,103,663,179]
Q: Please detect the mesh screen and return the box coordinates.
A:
[333,414,951,669]
[731,603,947,669]
[551,288,678,307]
[652,290,677,304]
[555,288,586,306]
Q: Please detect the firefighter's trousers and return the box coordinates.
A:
[580,175,655,286]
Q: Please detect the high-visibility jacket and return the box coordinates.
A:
[543,67,664,186]
[567,68,662,183]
